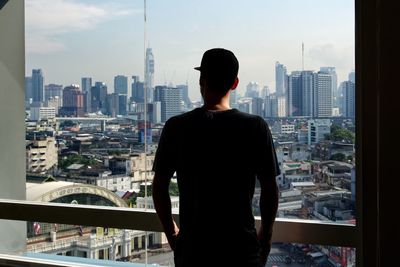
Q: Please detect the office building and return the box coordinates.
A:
[29,106,56,121]
[287,71,302,117]
[91,82,107,113]
[81,77,92,113]
[251,97,264,117]
[25,77,32,105]
[60,85,84,117]
[131,76,145,103]
[114,75,128,95]
[154,86,182,122]
[31,69,44,104]
[313,72,333,117]
[343,81,355,118]
[308,119,331,145]
[275,61,287,96]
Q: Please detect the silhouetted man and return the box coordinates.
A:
[153,48,280,267]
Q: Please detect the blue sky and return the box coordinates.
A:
[25,0,354,101]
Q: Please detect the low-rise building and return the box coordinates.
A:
[26,133,58,173]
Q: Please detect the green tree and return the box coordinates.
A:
[58,154,97,171]
[330,153,347,162]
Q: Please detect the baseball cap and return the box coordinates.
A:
[194,48,239,78]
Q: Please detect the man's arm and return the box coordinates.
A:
[152,171,179,251]
[257,174,279,264]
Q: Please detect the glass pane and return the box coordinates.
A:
[20,219,173,266]
[267,242,356,267]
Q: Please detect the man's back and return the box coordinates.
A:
[153,107,279,266]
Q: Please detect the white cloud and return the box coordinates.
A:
[25,0,139,54]
[307,43,354,70]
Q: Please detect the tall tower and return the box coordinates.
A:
[114,75,128,95]
[343,81,355,118]
[275,62,287,96]
[301,71,314,117]
[313,72,333,117]
[81,77,92,113]
[154,86,182,122]
[145,48,155,102]
[287,71,302,117]
[32,69,44,103]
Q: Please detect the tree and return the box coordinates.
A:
[330,153,346,162]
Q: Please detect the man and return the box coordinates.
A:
[152,48,280,267]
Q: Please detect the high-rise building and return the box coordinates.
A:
[131,76,145,103]
[277,96,286,117]
[301,71,314,117]
[30,106,56,121]
[251,97,264,117]
[154,86,182,122]
[114,75,128,95]
[177,84,190,108]
[260,86,270,99]
[60,85,84,117]
[81,77,92,113]
[44,84,63,108]
[343,81,355,118]
[264,94,278,117]
[320,67,338,109]
[25,77,32,104]
[32,69,44,103]
[287,71,302,117]
[313,72,333,117]
[118,94,127,116]
[348,71,355,83]
[105,93,119,117]
[145,48,155,103]
[91,82,107,113]
[275,62,287,96]
[245,82,259,98]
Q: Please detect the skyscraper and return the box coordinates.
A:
[313,71,333,117]
[245,82,259,98]
[320,67,338,109]
[251,97,264,117]
[105,93,119,117]
[287,71,302,117]
[31,69,44,103]
[25,77,32,104]
[114,75,128,95]
[275,62,287,96]
[343,81,355,118]
[60,85,84,117]
[264,94,278,117]
[131,76,145,103]
[301,71,314,117]
[145,48,155,103]
[91,82,107,113]
[177,84,190,108]
[81,77,92,113]
[44,84,63,101]
[154,86,182,122]
[348,71,355,83]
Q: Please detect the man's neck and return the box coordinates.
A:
[202,90,231,111]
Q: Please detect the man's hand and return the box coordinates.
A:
[165,220,180,251]
[258,226,272,264]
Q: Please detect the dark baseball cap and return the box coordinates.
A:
[194,48,239,78]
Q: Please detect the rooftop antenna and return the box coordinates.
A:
[302,42,305,71]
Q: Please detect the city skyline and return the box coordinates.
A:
[25,0,354,101]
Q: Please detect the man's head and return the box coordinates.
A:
[195,48,239,95]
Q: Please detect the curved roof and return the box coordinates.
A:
[26,181,127,207]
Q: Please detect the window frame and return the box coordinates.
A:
[0,0,390,266]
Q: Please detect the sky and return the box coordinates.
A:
[25,0,355,101]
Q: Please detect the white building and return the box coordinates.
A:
[26,135,58,173]
[308,119,331,145]
[30,106,56,121]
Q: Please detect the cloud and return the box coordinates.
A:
[307,43,354,70]
[25,0,140,54]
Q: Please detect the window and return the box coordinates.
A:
[1,0,396,266]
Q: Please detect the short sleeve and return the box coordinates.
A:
[152,119,177,175]
[255,117,281,179]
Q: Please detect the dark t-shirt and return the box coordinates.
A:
[153,107,280,266]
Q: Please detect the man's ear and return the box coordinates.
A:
[231,77,239,90]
